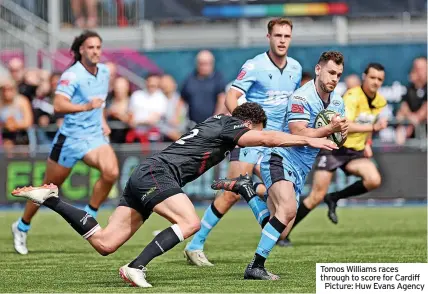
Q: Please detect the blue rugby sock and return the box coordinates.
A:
[185,203,223,251]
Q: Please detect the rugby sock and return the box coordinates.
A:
[185,203,222,251]
[84,204,98,219]
[43,197,100,239]
[129,224,184,268]
[17,218,31,233]
[240,184,270,228]
[248,197,270,228]
[251,217,286,269]
[329,180,368,202]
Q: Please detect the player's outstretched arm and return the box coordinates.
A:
[237,130,338,150]
[54,94,103,114]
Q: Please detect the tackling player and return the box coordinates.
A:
[11,30,119,255]
[283,63,388,245]
[11,102,337,288]
[213,51,349,279]
[184,17,302,266]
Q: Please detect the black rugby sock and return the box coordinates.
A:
[44,198,100,238]
[128,225,184,268]
[289,202,311,234]
[329,180,368,202]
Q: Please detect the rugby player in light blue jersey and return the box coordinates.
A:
[185,18,302,266]
[12,31,119,255]
[213,51,349,280]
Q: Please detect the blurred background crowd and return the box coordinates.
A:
[1,51,426,152]
[0,0,426,154]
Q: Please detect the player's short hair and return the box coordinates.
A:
[232,102,267,128]
[267,18,293,34]
[70,30,102,65]
[318,51,345,67]
[364,63,385,74]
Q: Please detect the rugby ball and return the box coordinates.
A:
[315,109,346,146]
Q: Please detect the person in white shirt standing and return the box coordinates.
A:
[128,73,168,142]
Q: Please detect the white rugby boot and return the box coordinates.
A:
[11,221,28,255]
[11,184,58,205]
[119,264,152,288]
[184,249,214,266]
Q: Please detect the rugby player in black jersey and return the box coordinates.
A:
[11,102,337,288]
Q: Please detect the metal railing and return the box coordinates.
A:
[0,119,426,156]
[0,0,146,88]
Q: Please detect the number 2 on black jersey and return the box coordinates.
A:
[176,129,199,145]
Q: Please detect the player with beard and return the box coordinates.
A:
[184,17,302,266]
[293,63,388,234]
[11,31,119,255]
[212,51,349,279]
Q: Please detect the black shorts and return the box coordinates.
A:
[118,159,183,221]
[314,147,365,174]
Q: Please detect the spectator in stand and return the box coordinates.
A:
[345,73,362,90]
[159,74,189,141]
[395,56,428,145]
[0,78,33,156]
[71,0,98,28]
[181,50,227,124]
[127,73,168,143]
[32,73,63,144]
[107,77,131,143]
[8,58,39,101]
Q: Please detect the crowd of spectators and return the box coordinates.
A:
[0,51,426,155]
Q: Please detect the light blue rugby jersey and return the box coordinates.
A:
[273,80,345,174]
[231,52,302,131]
[55,61,110,138]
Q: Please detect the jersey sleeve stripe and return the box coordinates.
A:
[55,91,71,100]
[288,117,310,122]
[231,85,246,94]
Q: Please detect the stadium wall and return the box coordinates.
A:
[1,148,426,205]
[143,43,427,87]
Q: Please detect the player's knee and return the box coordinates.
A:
[180,217,201,239]
[101,166,119,184]
[97,241,119,256]
[276,206,297,225]
[365,174,382,190]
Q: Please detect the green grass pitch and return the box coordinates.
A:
[0,206,426,293]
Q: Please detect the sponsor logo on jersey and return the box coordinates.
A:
[237,70,246,80]
[233,123,246,129]
[291,104,304,113]
[293,95,307,102]
[332,100,341,106]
